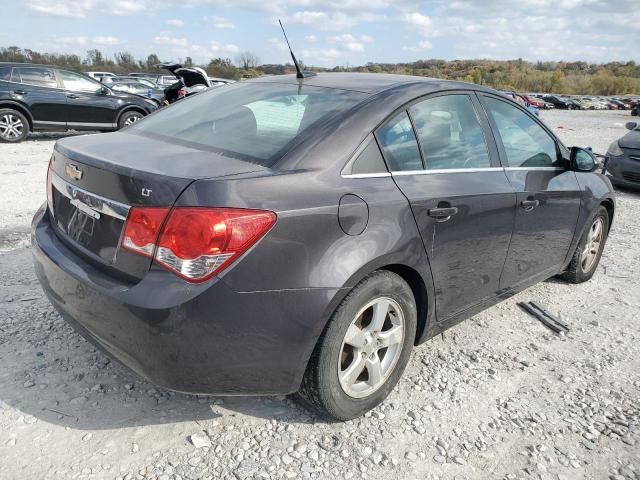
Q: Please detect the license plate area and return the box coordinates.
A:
[51,172,130,264]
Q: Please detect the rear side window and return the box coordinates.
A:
[377,111,423,171]
[11,67,57,88]
[484,97,559,168]
[409,95,490,170]
[345,138,388,175]
[128,83,366,166]
[0,66,10,81]
[59,70,103,93]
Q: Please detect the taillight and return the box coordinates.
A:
[121,207,276,283]
[46,160,54,213]
[121,207,170,257]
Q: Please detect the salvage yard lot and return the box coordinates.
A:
[0,110,639,480]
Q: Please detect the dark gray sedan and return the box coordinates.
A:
[32,73,615,420]
[604,120,640,188]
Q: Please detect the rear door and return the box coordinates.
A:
[9,66,67,127]
[478,94,581,288]
[58,69,119,128]
[377,92,516,322]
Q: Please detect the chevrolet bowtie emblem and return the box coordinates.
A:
[66,163,83,181]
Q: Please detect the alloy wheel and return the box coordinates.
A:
[338,297,405,399]
[0,114,24,140]
[124,114,143,126]
[581,217,604,273]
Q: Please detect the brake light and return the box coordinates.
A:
[121,207,170,257]
[121,207,276,283]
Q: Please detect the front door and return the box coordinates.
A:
[479,94,582,288]
[376,92,517,322]
[9,66,67,127]
[58,70,118,129]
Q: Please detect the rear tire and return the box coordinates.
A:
[296,271,417,420]
[117,110,144,129]
[561,206,609,284]
[0,108,29,143]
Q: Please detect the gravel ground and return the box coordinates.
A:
[0,110,639,480]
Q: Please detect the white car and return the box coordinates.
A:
[85,71,116,82]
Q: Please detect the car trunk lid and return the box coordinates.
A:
[49,131,267,282]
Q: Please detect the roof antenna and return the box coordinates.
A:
[278,19,316,79]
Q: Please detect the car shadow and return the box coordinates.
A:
[23,131,100,142]
[0,249,321,431]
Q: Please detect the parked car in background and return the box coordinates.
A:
[0,63,158,142]
[501,91,540,116]
[86,71,116,82]
[159,63,211,104]
[128,72,161,82]
[524,95,546,109]
[102,76,156,88]
[32,73,614,420]
[108,80,166,105]
[542,95,578,109]
[604,120,640,189]
[208,76,235,86]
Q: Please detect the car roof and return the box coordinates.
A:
[247,72,488,95]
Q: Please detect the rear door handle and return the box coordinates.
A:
[67,94,79,99]
[428,206,458,220]
[520,199,540,211]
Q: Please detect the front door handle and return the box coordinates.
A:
[12,90,27,95]
[428,206,459,220]
[520,199,540,211]
[67,94,79,99]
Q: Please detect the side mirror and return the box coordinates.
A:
[99,86,109,95]
[570,147,597,172]
[625,121,639,131]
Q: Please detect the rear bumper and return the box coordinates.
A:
[31,204,342,395]
[604,154,640,190]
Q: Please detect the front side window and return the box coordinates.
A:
[484,96,559,168]
[127,83,366,166]
[376,111,423,171]
[409,94,490,170]
[11,67,57,88]
[59,71,103,93]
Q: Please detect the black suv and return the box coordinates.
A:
[0,63,158,142]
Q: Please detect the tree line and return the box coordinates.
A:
[1,46,638,95]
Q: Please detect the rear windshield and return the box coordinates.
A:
[127,82,366,166]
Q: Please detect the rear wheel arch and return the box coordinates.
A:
[380,264,430,346]
[0,101,33,130]
[601,198,615,232]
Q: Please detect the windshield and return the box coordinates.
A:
[127,82,366,166]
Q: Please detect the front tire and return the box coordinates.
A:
[0,108,29,143]
[117,110,144,129]
[561,206,609,284]
[297,271,417,420]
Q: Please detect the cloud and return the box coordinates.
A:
[399,12,431,27]
[328,34,374,53]
[153,36,188,47]
[166,19,185,27]
[402,40,433,52]
[92,36,122,45]
[283,10,384,30]
[300,47,342,63]
[269,37,289,51]
[204,15,235,28]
